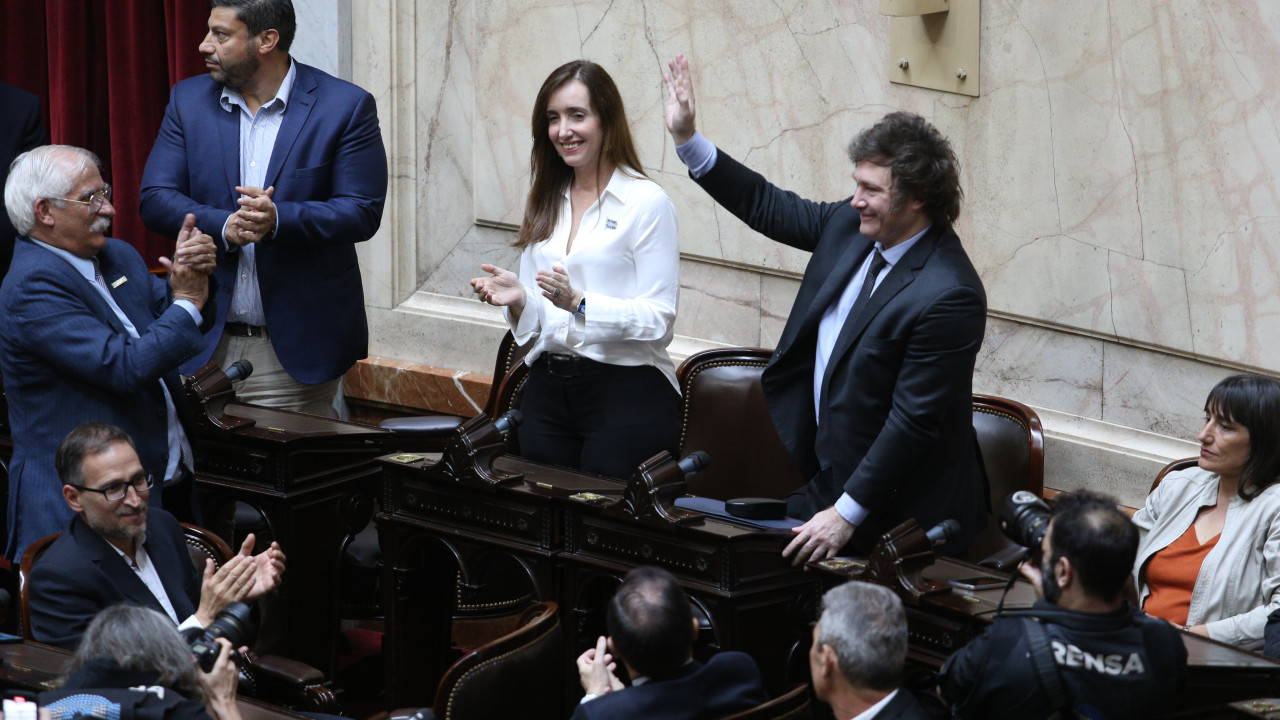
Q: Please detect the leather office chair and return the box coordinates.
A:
[717,683,813,720]
[966,394,1045,569]
[19,523,336,713]
[383,601,562,720]
[676,348,805,500]
[378,331,532,440]
[1151,457,1198,493]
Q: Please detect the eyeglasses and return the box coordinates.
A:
[72,472,153,502]
[53,184,113,214]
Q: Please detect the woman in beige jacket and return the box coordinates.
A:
[1132,373,1280,650]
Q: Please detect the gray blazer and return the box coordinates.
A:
[1133,466,1280,648]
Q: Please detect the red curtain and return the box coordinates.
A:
[1,0,208,265]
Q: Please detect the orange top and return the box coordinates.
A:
[1143,523,1219,627]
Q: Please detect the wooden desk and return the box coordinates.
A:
[377,422,819,708]
[0,640,310,720]
[191,398,413,675]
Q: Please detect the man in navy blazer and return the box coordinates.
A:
[140,0,388,415]
[664,54,987,562]
[0,80,46,282]
[0,145,217,560]
[28,423,284,650]
[572,566,769,720]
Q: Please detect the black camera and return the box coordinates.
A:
[183,602,256,672]
[999,490,1053,561]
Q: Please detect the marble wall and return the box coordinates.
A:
[343,0,1280,501]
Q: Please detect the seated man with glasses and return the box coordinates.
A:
[27,423,286,650]
[1,144,217,561]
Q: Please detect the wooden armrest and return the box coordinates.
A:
[243,653,336,713]
[250,654,325,685]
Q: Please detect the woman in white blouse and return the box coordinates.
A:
[470,60,680,478]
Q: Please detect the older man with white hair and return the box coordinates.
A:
[0,144,216,560]
[809,581,932,720]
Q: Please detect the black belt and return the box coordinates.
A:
[538,354,605,377]
[224,322,268,337]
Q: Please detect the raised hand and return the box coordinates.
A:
[663,52,697,145]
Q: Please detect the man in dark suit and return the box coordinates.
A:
[0,145,217,559]
[140,0,388,416]
[0,80,46,282]
[811,581,933,719]
[572,566,769,720]
[664,53,987,563]
[28,423,285,650]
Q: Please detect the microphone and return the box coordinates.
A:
[225,359,254,382]
[494,409,523,435]
[925,519,961,547]
[677,450,710,477]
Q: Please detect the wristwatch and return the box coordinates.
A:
[574,296,586,318]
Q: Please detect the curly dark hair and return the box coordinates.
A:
[846,111,963,226]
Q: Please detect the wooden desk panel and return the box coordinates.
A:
[378,450,819,708]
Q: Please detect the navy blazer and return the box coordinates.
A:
[0,238,208,559]
[139,61,388,385]
[0,81,45,281]
[694,149,988,554]
[28,509,201,650]
[570,652,769,720]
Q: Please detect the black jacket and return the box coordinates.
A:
[938,600,1187,719]
[693,149,988,553]
[40,657,210,720]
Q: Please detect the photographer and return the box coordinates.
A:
[39,604,241,720]
[937,490,1187,719]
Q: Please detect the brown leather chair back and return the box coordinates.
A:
[717,683,813,720]
[18,531,58,640]
[432,601,563,720]
[965,394,1045,564]
[485,332,532,419]
[1150,457,1199,494]
[182,522,235,570]
[19,523,234,641]
[676,349,804,500]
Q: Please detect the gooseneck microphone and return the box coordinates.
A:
[494,409,524,435]
[925,519,962,547]
[677,450,710,476]
[225,359,254,382]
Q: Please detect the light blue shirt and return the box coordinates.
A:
[828,228,928,527]
[31,239,197,483]
[673,133,930,528]
[219,59,297,326]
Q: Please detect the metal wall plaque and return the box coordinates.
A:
[886,0,980,97]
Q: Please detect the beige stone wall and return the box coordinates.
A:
[347,1,1280,505]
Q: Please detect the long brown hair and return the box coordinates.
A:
[515,60,646,249]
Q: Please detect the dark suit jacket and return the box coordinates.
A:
[139,61,388,385]
[694,149,987,553]
[0,81,46,281]
[0,237,208,558]
[877,689,935,720]
[28,509,201,650]
[570,652,769,720]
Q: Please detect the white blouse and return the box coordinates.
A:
[506,167,680,390]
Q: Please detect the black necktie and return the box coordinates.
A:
[847,249,888,323]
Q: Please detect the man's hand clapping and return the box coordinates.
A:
[225,185,276,246]
[161,213,215,309]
